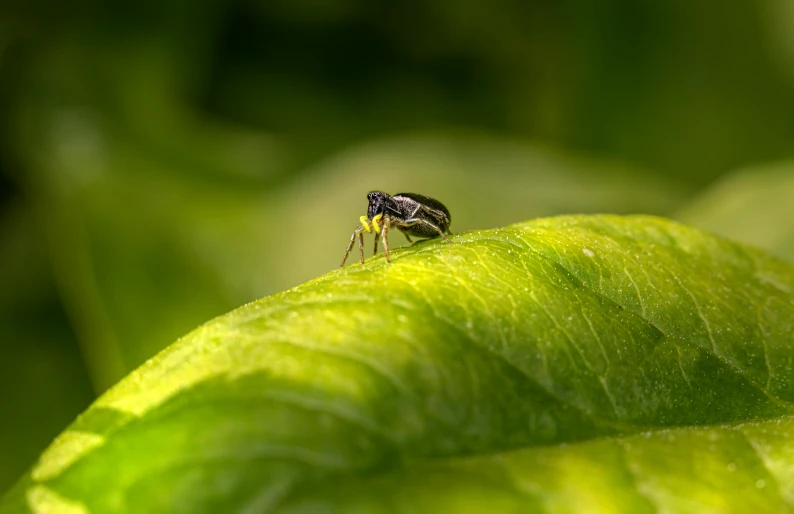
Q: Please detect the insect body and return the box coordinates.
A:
[340,191,453,267]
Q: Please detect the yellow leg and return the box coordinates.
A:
[371,213,383,233]
[372,212,384,256]
[359,216,372,233]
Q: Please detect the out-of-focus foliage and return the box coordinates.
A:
[678,163,794,261]
[2,0,794,497]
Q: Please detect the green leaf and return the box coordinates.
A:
[3,215,794,513]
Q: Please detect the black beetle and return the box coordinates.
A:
[340,191,453,267]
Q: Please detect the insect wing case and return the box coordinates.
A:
[393,193,451,225]
[395,194,450,237]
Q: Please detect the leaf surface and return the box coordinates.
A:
[3,215,794,513]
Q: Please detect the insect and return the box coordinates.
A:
[340,191,453,267]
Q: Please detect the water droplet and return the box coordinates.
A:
[583,248,595,258]
[756,479,766,489]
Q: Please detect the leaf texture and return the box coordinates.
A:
[3,215,793,513]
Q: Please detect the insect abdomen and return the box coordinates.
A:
[393,193,451,238]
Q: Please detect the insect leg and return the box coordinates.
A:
[382,216,391,263]
[404,218,454,243]
[418,204,449,220]
[371,213,384,256]
[340,226,366,267]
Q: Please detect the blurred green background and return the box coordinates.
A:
[3,0,794,494]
